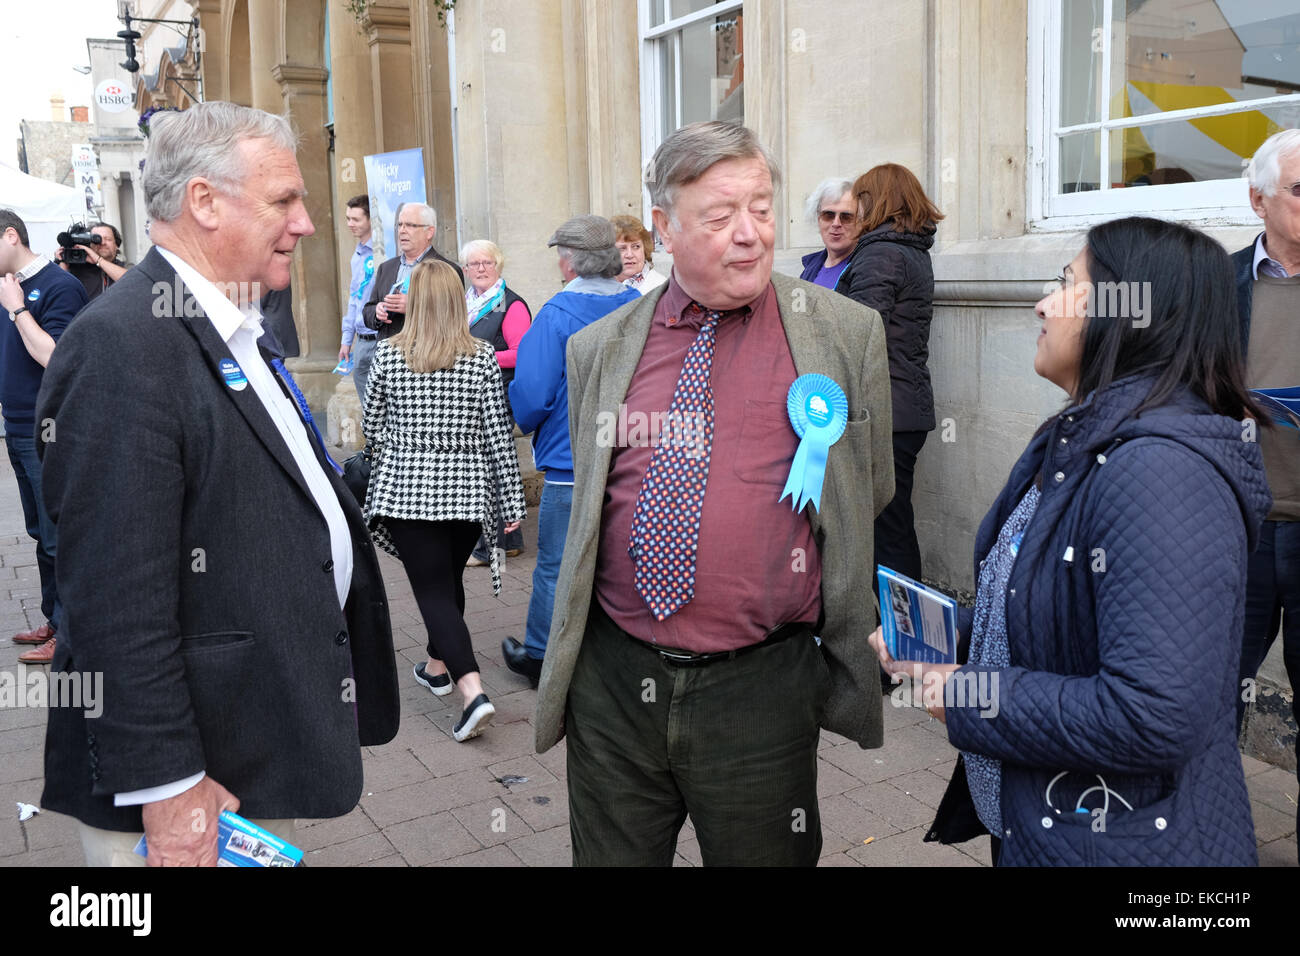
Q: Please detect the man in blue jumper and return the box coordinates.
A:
[503,216,639,684]
[0,209,89,663]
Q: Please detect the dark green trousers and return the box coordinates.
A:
[566,603,830,866]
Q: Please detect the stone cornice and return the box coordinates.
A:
[271,64,329,88]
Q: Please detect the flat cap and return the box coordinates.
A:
[547,214,617,251]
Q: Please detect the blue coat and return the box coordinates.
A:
[934,374,1270,866]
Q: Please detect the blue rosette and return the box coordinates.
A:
[780,373,848,513]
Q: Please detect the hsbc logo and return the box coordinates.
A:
[94,78,133,114]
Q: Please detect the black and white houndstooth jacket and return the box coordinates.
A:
[362,338,527,594]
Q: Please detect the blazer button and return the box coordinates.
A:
[335,630,349,646]
[1054,471,1065,483]
[322,559,334,573]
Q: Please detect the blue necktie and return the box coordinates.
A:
[269,356,343,475]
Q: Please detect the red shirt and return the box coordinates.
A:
[594,276,823,652]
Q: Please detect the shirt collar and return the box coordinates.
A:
[563,275,626,295]
[16,255,50,283]
[156,247,266,346]
[400,245,433,267]
[355,238,373,255]
[657,271,769,329]
[1253,233,1295,279]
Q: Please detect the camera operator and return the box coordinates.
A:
[56,222,128,299]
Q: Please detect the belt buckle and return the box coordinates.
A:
[657,648,700,665]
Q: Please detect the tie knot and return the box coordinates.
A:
[686,302,724,327]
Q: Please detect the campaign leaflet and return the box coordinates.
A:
[876,566,959,665]
[134,810,304,867]
[1251,386,1300,430]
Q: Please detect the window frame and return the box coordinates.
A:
[1027,0,1299,229]
[638,0,746,219]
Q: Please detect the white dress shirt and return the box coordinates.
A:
[116,248,355,808]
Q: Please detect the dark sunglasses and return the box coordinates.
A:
[819,210,857,225]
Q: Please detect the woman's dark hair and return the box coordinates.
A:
[1075,216,1265,423]
[852,163,944,234]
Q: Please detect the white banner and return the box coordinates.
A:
[71,144,102,215]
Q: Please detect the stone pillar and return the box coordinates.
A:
[193,0,226,102]
[362,1,416,154]
[410,2,458,255]
[274,63,340,416]
[100,172,123,235]
[328,0,379,290]
[248,0,283,111]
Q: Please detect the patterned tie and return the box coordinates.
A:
[627,306,721,621]
[269,356,344,475]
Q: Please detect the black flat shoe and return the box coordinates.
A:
[501,636,542,687]
[453,694,495,742]
[414,662,454,697]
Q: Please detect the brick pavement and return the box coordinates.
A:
[0,445,1295,867]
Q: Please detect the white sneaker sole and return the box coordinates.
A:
[453,702,495,742]
[413,664,455,697]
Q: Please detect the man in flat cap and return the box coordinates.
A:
[502,216,639,685]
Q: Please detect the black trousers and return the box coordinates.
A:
[386,518,482,682]
[873,429,929,581]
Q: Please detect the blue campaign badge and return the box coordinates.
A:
[780,373,848,513]
[27,289,40,302]
[219,357,249,392]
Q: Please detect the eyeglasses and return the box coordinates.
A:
[465,260,496,270]
[396,221,428,230]
[819,210,857,225]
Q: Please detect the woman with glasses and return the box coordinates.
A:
[839,163,944,586]
[871,217,1268,866]
[460,239,532,564]
[363,260,527,742]
[799,178,861,290]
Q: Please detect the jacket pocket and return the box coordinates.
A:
[732,400,796,485]
[179,631,255,653]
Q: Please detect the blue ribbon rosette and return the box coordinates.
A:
[780,373,848,513]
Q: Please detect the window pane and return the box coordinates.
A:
[660,34,678,136]
[1110,102,1300,187]
[677,12,744,126]
[1115,0,1300,118]
[1060,0,1104,127]
[649,0,667,28]
[1060,130,1102,193]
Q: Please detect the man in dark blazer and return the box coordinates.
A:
[1231,128,1300,863]
[37,102,400,866]
[362,202,463,340]
[534,122,895,865]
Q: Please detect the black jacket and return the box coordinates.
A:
[36,248,401,831]
[836,222,937,432]
[362,247,465,339]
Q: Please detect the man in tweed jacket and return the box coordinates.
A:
[534,122,895,865]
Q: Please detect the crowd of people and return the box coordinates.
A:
[0,98,1295,867]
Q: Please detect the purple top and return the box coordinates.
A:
[812,258,851,290]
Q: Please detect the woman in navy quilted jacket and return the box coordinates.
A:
[872,217,1271,866]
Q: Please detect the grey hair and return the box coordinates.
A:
[403,202,438,230]
[556,244,622,279]
[804,177,855,224]
[645,121,782,222]
[1246,128,1300,196]
[460,238,504,272]
[143,101,297,223]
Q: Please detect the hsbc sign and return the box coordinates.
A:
[95,79,133,113]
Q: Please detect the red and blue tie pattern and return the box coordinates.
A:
[628,306,721,621]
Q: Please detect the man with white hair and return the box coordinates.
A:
[1233,127,1300,863]
[36,101,400,866]
[362,201,463,339]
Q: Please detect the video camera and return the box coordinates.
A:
[57,223,102,265]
